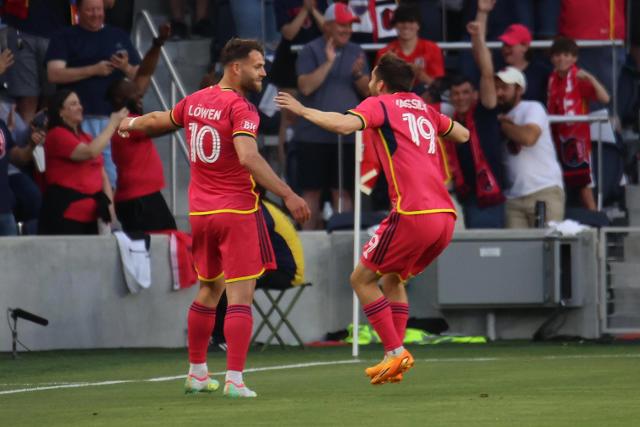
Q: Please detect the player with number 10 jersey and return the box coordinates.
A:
[171,85,261,214]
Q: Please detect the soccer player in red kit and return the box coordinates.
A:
[117,38,310,398]
[276,53,469,385]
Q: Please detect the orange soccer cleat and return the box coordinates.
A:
[368,349,414,385]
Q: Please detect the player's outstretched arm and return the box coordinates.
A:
[118,110,179,137]
[443,120,470,143]
[275,91,362,135]
[234,135,311,224]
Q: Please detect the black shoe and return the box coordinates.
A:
[192,19,212,38]
[170,20,188,40]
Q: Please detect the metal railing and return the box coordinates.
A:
[133,9,190,214]
[292,39,624,119]
[599,227,640,335]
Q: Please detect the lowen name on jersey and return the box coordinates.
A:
[188,105,222,121]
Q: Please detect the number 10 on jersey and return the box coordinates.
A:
[189,123,221,163]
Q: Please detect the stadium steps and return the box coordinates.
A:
[137,25,212,227]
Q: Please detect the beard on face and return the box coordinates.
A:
[240,73,261,94]
[496,100,515,113]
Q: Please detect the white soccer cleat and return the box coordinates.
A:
[184,374,220,394]
[223,380,257,398]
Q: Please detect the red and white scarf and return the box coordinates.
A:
[547,65,592,188]
[445,104,504,207]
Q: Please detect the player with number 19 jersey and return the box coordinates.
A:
[348,92,456,215]
[171,85,261,215]
[171,85,275,282]
[347,92,457,280]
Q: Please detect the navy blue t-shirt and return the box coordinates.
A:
[294,37,368,143]
[495,58,551,105]
[3,0,71,38]
[274,0,327,45]
[45,25,140,116]
[0,121,16,214]
[456,103,505,192]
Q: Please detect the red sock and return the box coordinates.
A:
[187,301,216,364]
[363,297,402,352]
[390,302,409,343]
[224,304,253,371]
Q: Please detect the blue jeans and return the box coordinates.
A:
[0,212,17,236]
[82,116,116,188]
[462,195,505,229]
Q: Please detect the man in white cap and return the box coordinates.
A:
[293,2,369,229]
[494,66,565,228]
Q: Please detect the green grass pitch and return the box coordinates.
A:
[1,343,639,426]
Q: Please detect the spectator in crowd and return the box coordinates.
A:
[168,0,212,39]
[46,0,141,188]
[38,89,128,235]
[547,36,610,211]
[1,104,46,235]
[2,0,72,124]
[272,0,326,176]
[445,5,505,228]
[107,23,177,233]
[105,0,135,34]
[294,2,369,229]
[347,0,398,45]
[496,22,551,105]
[229,0,280,50]
[462,0,560,40]
[0,110,44,236]
[493,66,565,228]
[558,0,625,108]
[374,3,444,93]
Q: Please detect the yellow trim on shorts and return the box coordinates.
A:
[197,270,224,283]
[189,176,260,216]
[225,268,266,283]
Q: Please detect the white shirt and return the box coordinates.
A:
[502,101,564,199]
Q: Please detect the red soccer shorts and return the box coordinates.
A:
[190,210,276,283]
[360,211,455,281]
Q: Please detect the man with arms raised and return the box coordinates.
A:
[118,38,310,398]
[276,54,469,384]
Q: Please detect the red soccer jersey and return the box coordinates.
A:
[375,39,445,80]
[111,113,165,202]
[171,85,261,215]
[44,126,103,222]
[348,92,456,215]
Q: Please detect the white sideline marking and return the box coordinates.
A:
[0,359,361,396]
[415,353,640,363]
[1,353,638,396]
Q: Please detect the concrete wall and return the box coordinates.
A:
[0,230,601,352]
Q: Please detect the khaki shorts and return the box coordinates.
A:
[505,186,565,229]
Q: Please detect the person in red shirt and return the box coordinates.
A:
[374,3,444,91]
[558,0,625,106]
[39,89,127,235]
[107,22,176,232]
[117,38,310,398]
[276,53,469,385]
[547,36,610,211]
